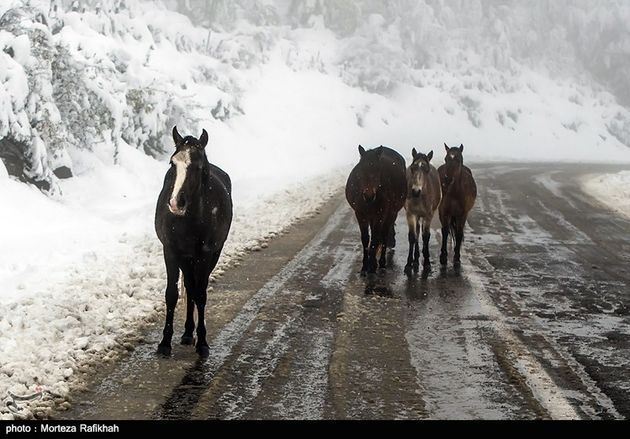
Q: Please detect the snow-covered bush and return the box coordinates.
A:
[211,28,276,69]
[2,0,630,197]
[339,14,411,94]
[607,111,630,147]
[0,6,63,193]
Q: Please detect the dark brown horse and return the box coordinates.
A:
[155,127,233,357]
[438,143,477,268]
[346,145,407,274]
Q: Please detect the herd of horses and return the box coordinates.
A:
[346,143,477,275]
[154,127,476,356]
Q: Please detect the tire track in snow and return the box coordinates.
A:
[190,207,358,419]
[464,262,580,420]
[157,204,349,419]
[466,164,626,419]
[263,233,359,419]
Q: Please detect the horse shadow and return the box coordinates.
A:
[362,249,397,297]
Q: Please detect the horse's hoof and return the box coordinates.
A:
[404,264,413,275]
[180,335,195,346]
[440,255,448,265]
[157,344,172,356]
[453,260,462,269]
[196,345,210,357]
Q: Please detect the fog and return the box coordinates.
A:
[2,0,630,193]
[45,1,630,102]
[167,0,630,103]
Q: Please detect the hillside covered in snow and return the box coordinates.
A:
[1,0,630,194]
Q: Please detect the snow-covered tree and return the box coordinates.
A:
[2,0,630,195]
[0,5,66,193]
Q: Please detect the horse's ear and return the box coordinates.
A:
[376,146,384,158]
[412,148,418,159]
[444,143,450,152]
[358,145,366,157]
[459,144,464,152]
[199,129,209,148]
[173,126,183,146]
[427,150,433,162]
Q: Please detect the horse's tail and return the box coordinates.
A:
[449,217,457,247]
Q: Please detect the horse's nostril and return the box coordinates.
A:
[412,189,421,198]
[177,195,187,209]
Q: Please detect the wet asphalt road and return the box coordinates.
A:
[59,164,630,420]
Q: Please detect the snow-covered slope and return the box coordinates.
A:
[2,0,630,191]
[1,0,630,419]
[582,171,630,220]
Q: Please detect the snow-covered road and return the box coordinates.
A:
[55,163,630,420]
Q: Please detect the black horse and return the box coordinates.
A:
[346,145,407,274]
[155,126,233,357]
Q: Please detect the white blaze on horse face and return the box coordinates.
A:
[412,164,425,194]
[169,149,191,215]
[449,152,457,160]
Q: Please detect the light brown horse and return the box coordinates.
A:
[404,148,441,273]
[438,143,477,268]
[346,145,407,274]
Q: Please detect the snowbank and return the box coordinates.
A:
[582,172,630,220]
[0,142,346,419]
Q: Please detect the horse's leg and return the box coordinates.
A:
[179,262,196,345]
[421,216,431,268]
[388,221,396,249]
[358,216,370,274]
[379,217,394,269]
[453,216,465,268]
[379,238,386,269]
[405,212,416,273]
[193,274,210,358]
[181,286,195,346]
[440,214,449,266]
[368,220,380,273]
[158,251,180,355]
[414,220,421,269]
[193,252,220,357]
